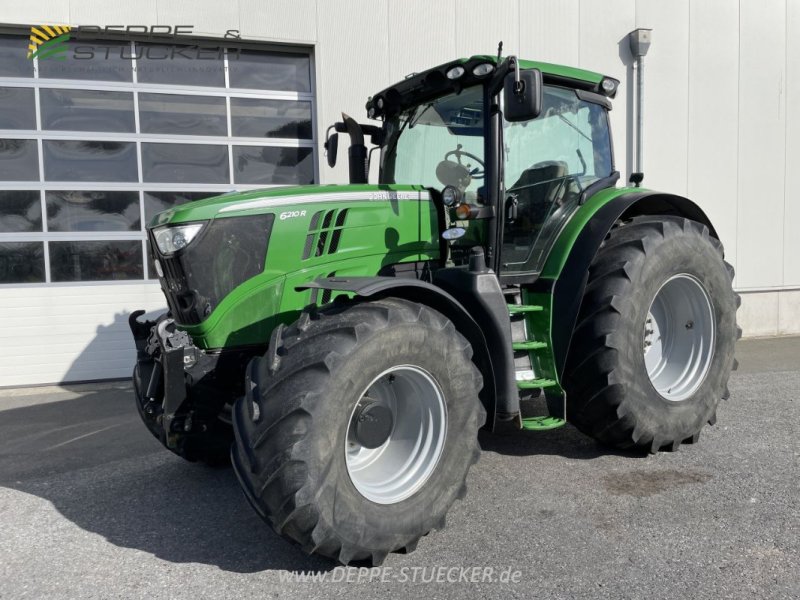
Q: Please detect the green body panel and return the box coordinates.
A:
[516,185,644,393]
[539,186,643,280]
[152,185,439,349]
[520,416,566,431]
[150,184,430,226]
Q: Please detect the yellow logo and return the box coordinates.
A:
[27,25,72,60]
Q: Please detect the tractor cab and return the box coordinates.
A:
[325,55,620,277]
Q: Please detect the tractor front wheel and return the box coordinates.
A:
[563,216,740,453]
[231,298,484,565]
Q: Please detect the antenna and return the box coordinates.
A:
[496,41,503,63]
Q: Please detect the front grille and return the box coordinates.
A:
[157,251,194,322]
[152,213,275,325]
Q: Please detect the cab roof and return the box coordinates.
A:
[462,54,605,84]
[366,55,612,119]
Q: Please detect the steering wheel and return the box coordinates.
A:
[445,145,485,179]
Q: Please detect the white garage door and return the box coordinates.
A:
[0,33,316,387]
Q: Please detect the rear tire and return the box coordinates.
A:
[563,216,740,453]
[231,298,484,565]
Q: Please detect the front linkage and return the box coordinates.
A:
[129,311,246,465]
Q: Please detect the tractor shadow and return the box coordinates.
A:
[478,398,649,460]
[478,425,648,460]
[0,386,334,574]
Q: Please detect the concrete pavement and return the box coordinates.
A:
[0,337,797,599]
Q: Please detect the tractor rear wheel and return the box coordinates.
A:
[231,298,484,565]
[563,215,739,453]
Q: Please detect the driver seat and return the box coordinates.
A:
[508,161,569,232]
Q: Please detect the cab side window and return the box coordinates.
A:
[502,85,613,272]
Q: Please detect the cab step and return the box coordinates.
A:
[512,340,548,351]
[521,416,567,431]
[517,378,558,390]
[508,304,544,314]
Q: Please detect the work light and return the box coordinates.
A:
[472,63,494,77]
[600,77,619,97]
[446,65,465,80]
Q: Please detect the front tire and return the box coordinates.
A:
[231,298,484,565]
[563,216,740,453]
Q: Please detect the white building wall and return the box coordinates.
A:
[1,0,798,386]
[0,283,166,387]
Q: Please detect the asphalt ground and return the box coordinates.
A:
[0,336,797,599]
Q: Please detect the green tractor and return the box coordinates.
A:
[129,54,739,565]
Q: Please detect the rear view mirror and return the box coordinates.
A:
[325,132,339,168]
[503,68,543,122]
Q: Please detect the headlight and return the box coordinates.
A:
[153,223,204,255]
[442,185,462,207]
[472,63,494,77]
[442,227,466,241]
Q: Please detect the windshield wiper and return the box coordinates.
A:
[383,103,432,158]
[408,103,433,129]
[558,114,592,143]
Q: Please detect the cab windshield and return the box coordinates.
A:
[380,86,485,203]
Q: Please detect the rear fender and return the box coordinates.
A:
[541,189,719,378]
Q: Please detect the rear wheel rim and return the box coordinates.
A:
[643,274,716,401]
[345,365,447,505]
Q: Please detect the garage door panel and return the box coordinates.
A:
[39,89,136,133]
[43,140,139,182]
[0,190,42,232]
[0,33,316,385]
[46,191,141,232]
[0,87,37,129]
[0,241,45,283]
[0,139,39,181]
[141,143,230,184]
[138,93,228,137]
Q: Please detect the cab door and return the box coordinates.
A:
[500,86,614,275]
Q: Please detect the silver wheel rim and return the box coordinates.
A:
[345,365,447,505]
[644,274,716,401]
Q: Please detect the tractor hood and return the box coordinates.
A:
[147,183,441,348]
[148,184,431,227]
